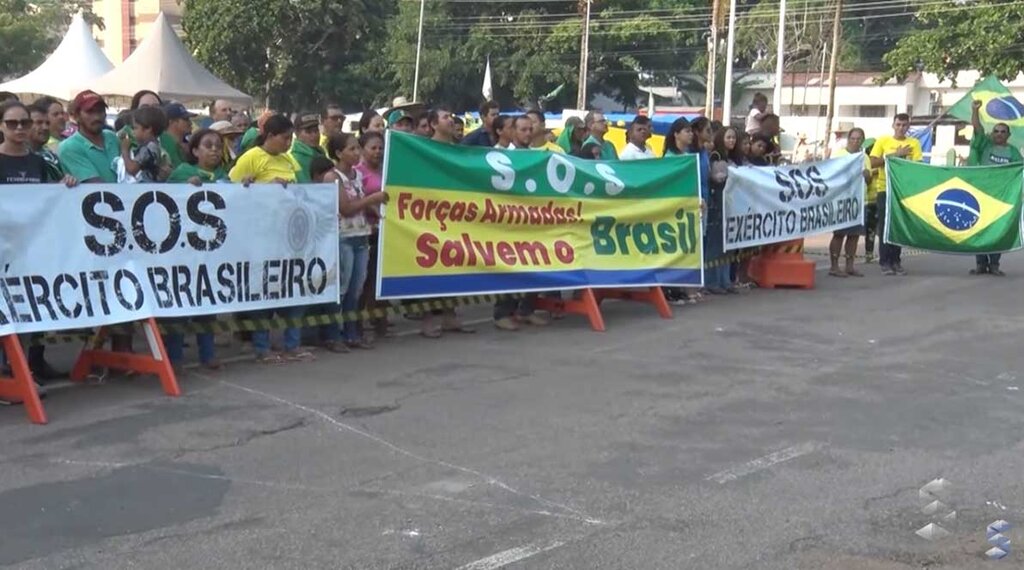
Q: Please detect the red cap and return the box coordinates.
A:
[72,90,107,113]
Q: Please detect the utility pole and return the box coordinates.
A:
[576,0,592,109]
[773,0,787,115]
[722,0,738,125]
[705,0,721,118]
[413,0,426,101]
[824,0,843,142]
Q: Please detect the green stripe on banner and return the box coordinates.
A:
[384,131,696,200]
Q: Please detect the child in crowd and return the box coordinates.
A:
[119,106,168,182]
[747,134,772,166]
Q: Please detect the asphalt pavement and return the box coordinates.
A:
[1,245,1023,569]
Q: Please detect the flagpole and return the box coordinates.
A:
[413,0,426,101]
[773,0,786,114]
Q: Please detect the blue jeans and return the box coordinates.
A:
[163,316,216,365]
[251,305,305,355]
[322,236,370,343]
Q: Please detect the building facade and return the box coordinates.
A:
[91,0,183,63]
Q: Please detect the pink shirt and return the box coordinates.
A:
[354,162,382,225]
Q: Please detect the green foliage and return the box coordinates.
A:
[882,0,1024,85]
[182,0,392,112]
[0,0,100,80]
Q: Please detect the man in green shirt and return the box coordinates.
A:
[58,90,119,183]
[289,112,326,182]
[161,102,195,168]
[583,110,618,160]
[968,99,1022,276]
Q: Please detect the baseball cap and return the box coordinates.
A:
[388,110,412,125]
[163,102,197,121]
[295,112,320,130]
[72,90,107,113]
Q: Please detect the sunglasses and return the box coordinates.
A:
[3,119,33,130]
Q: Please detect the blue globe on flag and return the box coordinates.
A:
[934,188,981,231]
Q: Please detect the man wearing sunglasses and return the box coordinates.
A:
[968,99,1023,276]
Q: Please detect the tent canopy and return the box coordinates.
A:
[85,12,252,105]
[0,12,114,101]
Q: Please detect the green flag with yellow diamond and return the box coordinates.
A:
[886,158,1023,253]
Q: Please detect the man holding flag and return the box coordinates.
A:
[967,99,1023,276]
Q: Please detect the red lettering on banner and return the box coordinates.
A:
[412,233,573,270]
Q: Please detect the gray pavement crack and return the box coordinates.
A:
[171,417,308,458]
[862,485,917,511]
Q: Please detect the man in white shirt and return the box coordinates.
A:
[745,92,768,135]
[619,115,655,160]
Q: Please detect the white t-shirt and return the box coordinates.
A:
[745,108,763,135]
[619,142,655,161]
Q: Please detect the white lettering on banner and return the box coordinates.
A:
[0,183,340,335]
[722,153,867,250]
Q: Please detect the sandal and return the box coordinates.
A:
[255,353,286,365]
[345,339,375,350]
[202,359,224,371]
[441,324,477,334]
[420,327,442,339]
[828,269,848,278]
[845,268,864,277]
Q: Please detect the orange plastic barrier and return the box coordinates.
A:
[748,239,816,289]
[0,336,47,424]
[70,318,181,397]
[535,287,673,332]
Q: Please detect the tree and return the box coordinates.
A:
[380,0,707,110]
[182,0,392,111]
[0,0,100,81]
[882,0,1024,84]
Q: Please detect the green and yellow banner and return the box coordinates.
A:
[377,132,703,298]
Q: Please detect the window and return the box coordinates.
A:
[858,105,888,117]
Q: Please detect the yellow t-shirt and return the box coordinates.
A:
[229,146,300,183]
[868,135,923,199]
[531,141,565,153]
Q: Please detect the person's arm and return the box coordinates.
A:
[971,99,984,137]
[118,132,144,176]
[336,176,387,216]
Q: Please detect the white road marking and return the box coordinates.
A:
[706,441,823,484]
[217,379,604,525]
[454,541,567,570]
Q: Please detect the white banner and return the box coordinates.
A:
[0,183,339,335]
[723,153,867,250]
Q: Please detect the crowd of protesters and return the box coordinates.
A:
[0,86,1016,387]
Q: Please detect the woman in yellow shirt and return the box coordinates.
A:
[228,114,312,364]
[229,114,300,184]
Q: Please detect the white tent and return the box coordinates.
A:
[85,12,252,105]
[0,12,114,101]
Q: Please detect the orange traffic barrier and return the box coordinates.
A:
[0,336,47,424]
[71,318,181,397]
[748,238,816,289]
[535,286,673,332]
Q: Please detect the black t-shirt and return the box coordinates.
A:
[0,152,56,184]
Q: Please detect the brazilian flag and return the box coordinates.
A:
[947,75,1024,148]
[886,158,1023,253]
